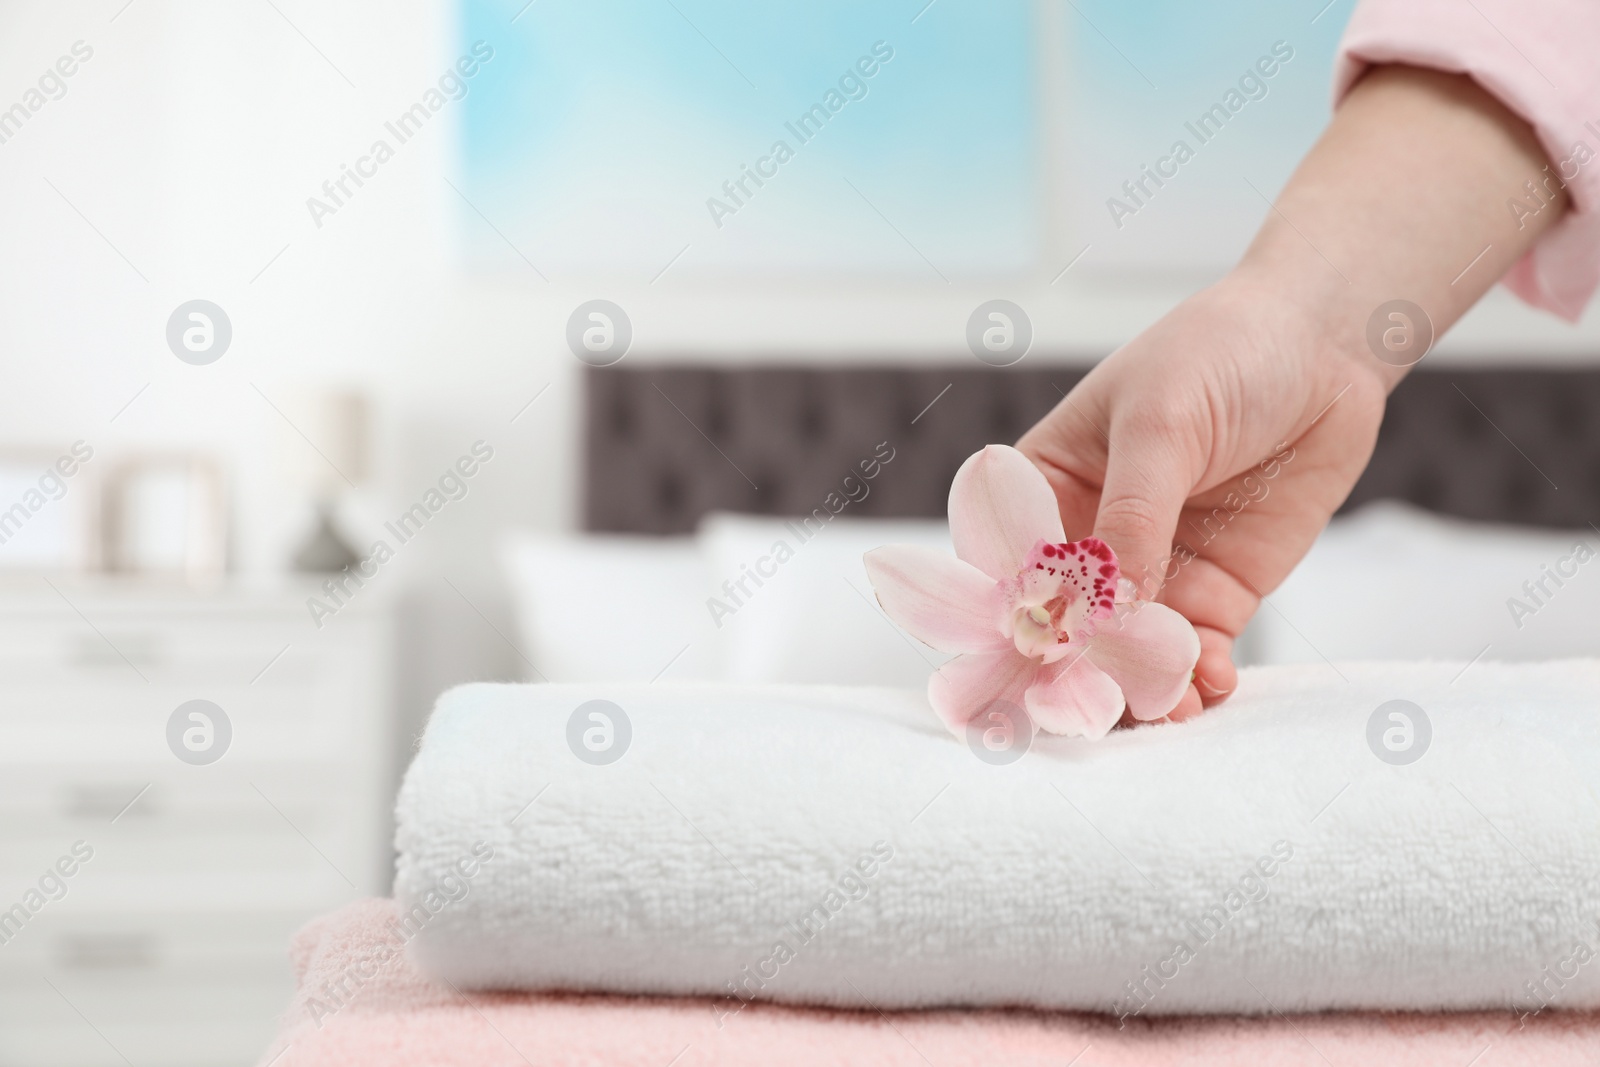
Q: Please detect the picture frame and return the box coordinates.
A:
[0,442,101,571]
[101,454,227,579]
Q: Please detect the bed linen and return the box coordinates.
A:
[394,662,1600,1014]
[257,898,1600,1066]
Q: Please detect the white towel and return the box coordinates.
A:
[393,662,1600,1017]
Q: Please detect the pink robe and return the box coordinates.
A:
[1336,0,1600,319]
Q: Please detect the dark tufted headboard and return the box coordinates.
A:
[584,364,1600,534]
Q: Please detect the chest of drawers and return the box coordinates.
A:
[0,579,394,1067]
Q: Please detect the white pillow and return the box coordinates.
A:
[500,534,723,683]
[1239,501,1600,665]
[698,512,954,686]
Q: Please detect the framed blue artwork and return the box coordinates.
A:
[453,0,1351,281]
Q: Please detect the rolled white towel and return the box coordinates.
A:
[394,661,1600,1018]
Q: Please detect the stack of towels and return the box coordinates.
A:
[259,661,1600,1064]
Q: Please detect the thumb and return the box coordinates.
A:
[1091,416,1197,602]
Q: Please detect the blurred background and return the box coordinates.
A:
[2,1,1598,1064]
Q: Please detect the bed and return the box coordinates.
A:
[499,362,1600,687]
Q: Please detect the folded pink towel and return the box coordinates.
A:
[258,899,1600,1066]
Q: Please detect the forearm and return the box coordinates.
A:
[1233,65,1569,381]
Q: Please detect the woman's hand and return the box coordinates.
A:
[1017,274,1389,721]
[1019,67,1571,722]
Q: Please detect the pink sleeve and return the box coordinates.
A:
[1334,0,1600,321]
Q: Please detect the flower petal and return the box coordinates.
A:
[926,649,1037,734]
[1025,653,1126,739]
[1086,602,1201,721]
[949,445,1066,581]
[864,546,1010,654]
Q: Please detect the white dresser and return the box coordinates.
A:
[0,578,395,1067]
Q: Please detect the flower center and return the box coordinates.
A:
[1011,595,1083,658]
[1006,538,1120,661]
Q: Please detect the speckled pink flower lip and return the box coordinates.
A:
[865,444,1200,740]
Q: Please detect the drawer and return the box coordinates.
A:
[0,664,387,763]
[0,996,285,1067]
[0,908,299,977]
[0,1015,282,1067]
[0,764,389,898]
[2,694,384,767]
[0,612,385,694]
[0,911,299,1067]
[0,616,311,681]
[0,760,369,827]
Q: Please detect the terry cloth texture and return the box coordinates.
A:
[394,663,1600,1015]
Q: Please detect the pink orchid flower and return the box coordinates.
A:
[864,445,1200,740]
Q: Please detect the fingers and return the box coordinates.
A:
[1091,411,1199,602]
[1015,376,1115,540]
[1029,462,1101,543]
[1192,627,1237,707]
[1158,554,1261,653]
[1164,682,1204,723]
